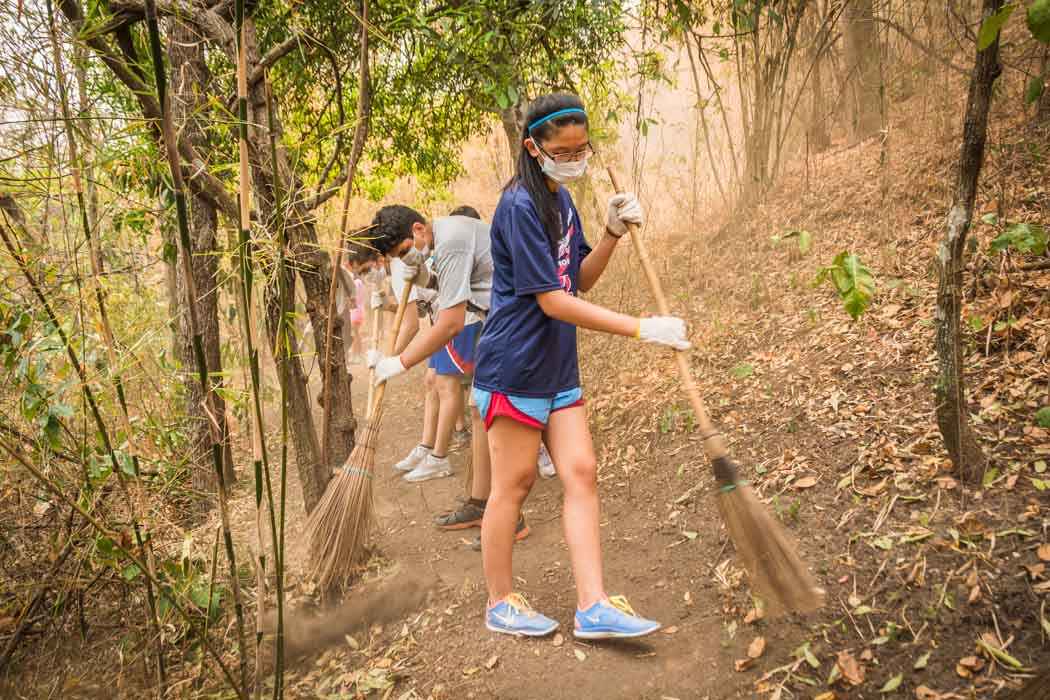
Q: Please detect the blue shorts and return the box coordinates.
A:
[428,322,482,375]
[471,387,584,430]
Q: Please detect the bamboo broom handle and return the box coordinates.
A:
[607,168,728,462]
[365,276,387,420]
[368,279,413,418]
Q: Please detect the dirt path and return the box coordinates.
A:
[257,358,815,700]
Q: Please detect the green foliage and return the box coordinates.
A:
[730,362,755,379]
[771,229,812,255]
[815,251,876,320]
[1029,0,1050,42]
[989,222,1048,255]
[1036,406,1050,428]
[978,4,1016,50]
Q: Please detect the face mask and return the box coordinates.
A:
[541,155,588,183]
[402,243,429,266]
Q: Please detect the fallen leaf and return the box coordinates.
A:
[484,654,499,670]
[462,667,480,677]
[748,637,766,659]
[552,633,564,647]
[374,658,392,669]
[815,693,837,700]
[1039,544,1050,562]
[794,476,818,489]
[734,658,753,672]
[837,650,865,686]
[744,607,764,624]
[968,585,981,603]
[574,649,586,662]
[915,686,940,700]
[1025,563,1045,579]
[880,673,903,693]
[848,594,862,607]
[861,648,875,662]
[663,625,679,635]
[914,651,931,670]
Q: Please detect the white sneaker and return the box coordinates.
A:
[537,443,556,479]
[394,444,429,472]
[404,454,453,483]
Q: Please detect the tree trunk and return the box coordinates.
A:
[844,0,881,141]
[934,0,1001,483]
[168,18,235,495]
[1036,46,1050,122]
[499,102,526,162]
[242,18,352,512]
[807,3,831,152]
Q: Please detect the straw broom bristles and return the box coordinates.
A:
[306,282,412,593]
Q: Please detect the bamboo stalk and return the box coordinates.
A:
[140,1,248,693]
[264,77,287,700]
[44,3,167,692]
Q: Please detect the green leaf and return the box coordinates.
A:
[981,212,1000,225]
[914,651,931,669]
[872,536,894,551]
[1026,75,1046,105]
[797,230,812,255]
[853,605,875,615]
[122,563,142,581]
[978,4,1016,50]
[1035,406,1050,428]
[880,672,903,693]
[730,362,754,379]
[968,316,986,331]
[982,466,999,487]
[1029,0,1050,43]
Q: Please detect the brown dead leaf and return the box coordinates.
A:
[663,625,679,635]
[915,686,941,700]
[374,658,392,669]
[837,650,865,686]
[484,654,499,671]
[794,476,818,489]
[956,655,984,678]
[968,585,981,604]
[860,648,874,662]
[744,607,764,624]
[748,637,766,659]
[1038,544,1050,562]
[815,693,837,700]
[734,658,754,672]
[1025,563,1045,579]
[552,633,564,647]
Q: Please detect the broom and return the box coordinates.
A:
[306,280,414,592]
[608,168,824,616]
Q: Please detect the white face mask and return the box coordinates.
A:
[402,243,429,266]
[541,155,588,183]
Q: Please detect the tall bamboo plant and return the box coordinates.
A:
[43,1,167,691]
[141,0,249,690]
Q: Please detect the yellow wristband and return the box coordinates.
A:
[634,320,642,339]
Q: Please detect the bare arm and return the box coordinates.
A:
[578,229,622,293]
[399,302,466,369]
[535,289,638,337]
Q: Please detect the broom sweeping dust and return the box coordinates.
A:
[305,281,414,592]
[608,168,824,616]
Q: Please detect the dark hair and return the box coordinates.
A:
[449,205,481,219]
[345,239,379,266]
[507,93,588,250]
[370,205,426,255]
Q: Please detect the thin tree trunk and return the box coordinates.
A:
[168,18,235,494]
[934,0,1001,483]
[808,2,831,151]
[844,0,881,140]
[499,103,525,162]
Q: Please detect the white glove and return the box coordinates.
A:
[366,349,381,368]
[638,316,690,350]
[374,355,407,384]
[370,290,385,309]
[606,192,644,238]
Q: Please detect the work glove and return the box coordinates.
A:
[606,192,644,238]
[370,290,385,310]
[637,316,690,350]
[400,247,433,288]
[372,354,407,384]
[366,349,381,368]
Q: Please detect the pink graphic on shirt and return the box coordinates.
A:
[556,219,574,293]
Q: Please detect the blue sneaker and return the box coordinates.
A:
[573,596,661,639]
[486,594,559,637]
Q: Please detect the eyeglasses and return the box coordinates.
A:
[534,141,596,164]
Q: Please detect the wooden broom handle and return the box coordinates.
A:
[607,168,728,461]
[368,279,413,419]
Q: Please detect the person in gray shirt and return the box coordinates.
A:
[367,204,537,546]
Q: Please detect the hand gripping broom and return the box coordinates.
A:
[608,169,824,615]
[306,280,414,592]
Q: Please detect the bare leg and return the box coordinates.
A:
[481,417,540,603]
[545,405,604,610]
[469,407,492,500]
[432,374,463,457]
[420,368,438,448]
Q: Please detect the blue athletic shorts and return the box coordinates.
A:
[471,387,584,430]
[428,322,482,375]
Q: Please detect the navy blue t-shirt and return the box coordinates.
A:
[473,184,592,398]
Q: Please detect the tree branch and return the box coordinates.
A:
[873,16,969,77]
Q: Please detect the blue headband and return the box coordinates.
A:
[527,108,586,133]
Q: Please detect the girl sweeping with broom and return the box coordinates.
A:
[473,93,690,638]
